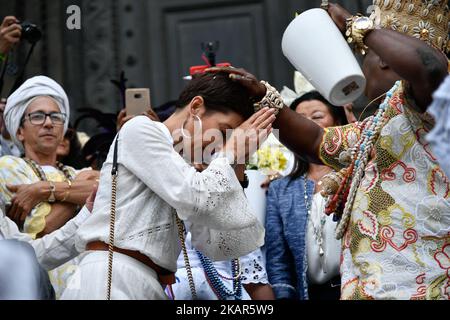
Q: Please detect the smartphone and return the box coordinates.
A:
[125,88,151,116]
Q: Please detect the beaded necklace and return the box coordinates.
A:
[321,81,400,239]
[23,157,74,182]
[196,250,242,300]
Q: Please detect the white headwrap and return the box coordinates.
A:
[4,76,70,150]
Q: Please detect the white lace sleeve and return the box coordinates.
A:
[239,248,269,285]
[0,206,90,270]
[121,117,264,261]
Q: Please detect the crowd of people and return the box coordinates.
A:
[0,0,449,300]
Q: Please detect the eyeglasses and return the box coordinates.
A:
[23,111,67,126]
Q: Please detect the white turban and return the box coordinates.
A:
[4,76,70,150]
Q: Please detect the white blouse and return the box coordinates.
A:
[75,116,265,272]
[306,193,341,285]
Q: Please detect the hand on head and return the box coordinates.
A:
[203,67,278,164]
[206,67,267,101]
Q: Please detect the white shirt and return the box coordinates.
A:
[306,193,341,285]
[0,206,90,270]
[75,116,265,272]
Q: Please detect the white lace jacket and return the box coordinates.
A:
[75,116,265,272]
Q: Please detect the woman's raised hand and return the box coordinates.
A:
[223,107,276,165]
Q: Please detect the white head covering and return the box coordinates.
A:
[4,76,70,150]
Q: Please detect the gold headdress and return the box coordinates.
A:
[371,0,449,53]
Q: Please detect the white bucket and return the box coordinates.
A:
[282,8,366,106]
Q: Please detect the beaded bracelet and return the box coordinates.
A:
[253,81,284,115]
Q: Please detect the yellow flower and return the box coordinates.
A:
[255,145,288,175]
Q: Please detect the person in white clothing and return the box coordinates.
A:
[0,76,100,298]
[0,190,95,299]
[61,71,276,300]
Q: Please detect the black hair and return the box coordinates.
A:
[154,100,177,122]
[289,91,348,126]
[81,132,116,171]
[58,127,88,169]
[176,72,254,120]
[288,91,348,181]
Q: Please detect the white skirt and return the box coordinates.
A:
[60,251,168,300]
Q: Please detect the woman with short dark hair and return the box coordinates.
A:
[61,72,276,300]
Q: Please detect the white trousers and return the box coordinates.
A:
[60,251,168,300]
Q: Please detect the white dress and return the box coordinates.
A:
[61,116,265,300]
[169,232,268,300]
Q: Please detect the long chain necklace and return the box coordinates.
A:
[196,250,242,300]
[304,174,326,257]
[23,157,74,182]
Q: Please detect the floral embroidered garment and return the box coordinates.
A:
[319,81,450,300]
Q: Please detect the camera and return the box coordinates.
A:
[20,22,42,44]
